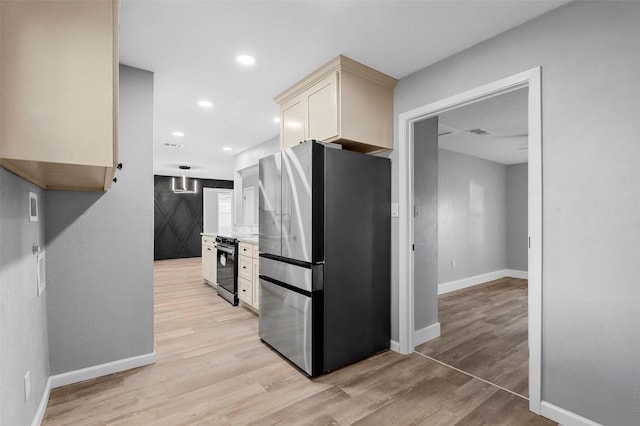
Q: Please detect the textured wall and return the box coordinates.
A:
[0,169,49,426]
[154,175,233,260]
[437,149,507,283]
[46,65,154,375]
[413,118,439,331]
[506,163,528,271]
[391,2,640,424]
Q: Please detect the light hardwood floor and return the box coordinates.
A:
[43,259,554,425]
[416,277,529,398]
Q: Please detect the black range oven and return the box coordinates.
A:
[215,236,238,305]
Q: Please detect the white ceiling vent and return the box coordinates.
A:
[467,128,490,136]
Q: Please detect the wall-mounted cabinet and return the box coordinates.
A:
[274,55,398,154]
[0,0,120,191]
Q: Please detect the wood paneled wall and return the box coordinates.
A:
[154,175,232,260]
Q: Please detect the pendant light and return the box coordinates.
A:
[172,165,198,194]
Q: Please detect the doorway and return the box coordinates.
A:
[397,68,542,413]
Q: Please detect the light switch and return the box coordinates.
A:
[37,251,45,296]
[391,203,399,218]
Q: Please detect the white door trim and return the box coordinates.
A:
[397,67,542,414]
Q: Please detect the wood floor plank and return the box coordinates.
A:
[42,259,554,425]
[416,277,531,398]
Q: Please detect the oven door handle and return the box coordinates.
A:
[216,245,235,255]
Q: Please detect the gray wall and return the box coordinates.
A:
[506,163,528,271]
[0,169,49,426]
[45,65,154,374]
[438,149,507,283]
[390,2,640,424]
[413,118,438,331]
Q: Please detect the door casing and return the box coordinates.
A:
[396,67,542,413]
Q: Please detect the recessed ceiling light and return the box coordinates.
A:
[273,117,281,123]
[223,147,233,151]
[197,100,213,108]
[236,55,255,65]
[172,131,184,137]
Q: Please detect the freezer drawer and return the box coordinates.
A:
[259,256,323,292]
[259,279,314,375]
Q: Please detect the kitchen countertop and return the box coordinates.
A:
[237,236,259,244]
[200,232,258,245]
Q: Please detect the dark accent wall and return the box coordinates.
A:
[154,175,233,260]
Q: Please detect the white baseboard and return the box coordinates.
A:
[50,352,156,389]
[31,377,52,426]
[389,339,400,353]
[438,269,529,295]
[540,401,602,426]
[505,269,529,279]
[413,322,441,346]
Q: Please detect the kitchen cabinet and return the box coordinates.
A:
[274,55,397,154]
[252,258,260,308]
[0,0,120,191]
[238,241,259,311]
[201,236,217,287]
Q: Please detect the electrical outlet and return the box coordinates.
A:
[24,371,31,401]
[451,259,456,268]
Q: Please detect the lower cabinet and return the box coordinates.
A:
[238,241,259,312]
[201,236,217,286]
[252,258,260,308]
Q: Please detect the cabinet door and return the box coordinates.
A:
[238,255,253,281]
[238,276,253,304]
[253,259,260,310]
[281,98,306,149]
[201,245,209,279]
[202,245,216,283]
[307,72,339,142]
[238,242,253,257]
[0,0,118,190]
[210,247,217,284]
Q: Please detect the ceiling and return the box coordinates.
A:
[438,87,528,165]
[119,0,567,180]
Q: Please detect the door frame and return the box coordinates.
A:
[397,67,542,413]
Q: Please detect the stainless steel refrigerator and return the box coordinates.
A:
[258,140,390,376]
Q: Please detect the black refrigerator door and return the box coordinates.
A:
[259,152,282,257]
[322,148,391,371]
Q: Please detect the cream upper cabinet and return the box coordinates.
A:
[281,98,306,150]
[306,73,339,143]
[275,55,397,153]
[0,0,120,191]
